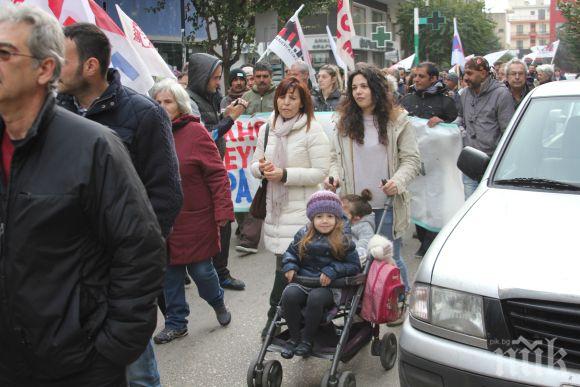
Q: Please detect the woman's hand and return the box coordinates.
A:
[320,273,331,287]
[258,158,275,174]
[285,270,296,283]
[264,167,284,182]
[323,176,340,192]
[380,179,398,196]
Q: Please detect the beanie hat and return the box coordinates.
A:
[229,68,247,85]
[306,191,343,221]
[447,72,459,83]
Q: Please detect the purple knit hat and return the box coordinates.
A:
[306,191,343,221]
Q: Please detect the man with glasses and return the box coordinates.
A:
[0,5,165,385]
[505,58,534,109]
[186,53,247,291]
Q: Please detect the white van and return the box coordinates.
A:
[399,80,580,387]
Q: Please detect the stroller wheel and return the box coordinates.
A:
[247,359,261,387]
[338,371,356,387]
[261,360,283,387]
[379,333,398,370]
[320,370,338,387]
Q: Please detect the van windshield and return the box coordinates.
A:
[493,97,580,191]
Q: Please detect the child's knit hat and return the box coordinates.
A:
[306,190,343,221]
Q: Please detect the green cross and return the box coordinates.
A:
[371,26,392,48]
[426,11,446,30]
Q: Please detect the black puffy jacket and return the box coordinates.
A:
[400,80,458,122]
[57,69,183,237]
[0,95,166,381]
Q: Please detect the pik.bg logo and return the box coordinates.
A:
[492,336,567,375]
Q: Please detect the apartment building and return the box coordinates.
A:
[508,0,551,52]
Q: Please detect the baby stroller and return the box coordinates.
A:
[247,202,405,387]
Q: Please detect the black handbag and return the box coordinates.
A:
[249,123,270,220]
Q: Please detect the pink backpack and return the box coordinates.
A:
[361,261,405,324]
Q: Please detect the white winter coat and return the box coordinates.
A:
[251,114,330,254]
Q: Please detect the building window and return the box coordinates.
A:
[531,38,536,45]
[498,28,504,33]
[539,23,546,33]
[352,5,367,37]
[517,25,524,34]
[539,9,546,20]
[530,23,536,32]
[530,10,535,15]
[372,10,386,32]
[372,51,385,68]
[517,40,524,49]
[539,39,547,45]
[354,49,367,64]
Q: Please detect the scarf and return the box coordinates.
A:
[268,113,304,218]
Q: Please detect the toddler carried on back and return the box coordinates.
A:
[280,191,361,359]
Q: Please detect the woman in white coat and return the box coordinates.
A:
[250,77,330,337]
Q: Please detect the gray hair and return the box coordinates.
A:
[291,60,310,75]
[536,64,554,78]
[150,78,193,115]
[0,3,65,90]
[505,58,528,75]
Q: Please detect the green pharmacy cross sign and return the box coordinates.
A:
[371,26,392,49]
[419,11,446,30]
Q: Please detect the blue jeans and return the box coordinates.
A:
[373,207,410,292]
[462,174,479,200]
[126,339,161,387]
[164,259,224,330]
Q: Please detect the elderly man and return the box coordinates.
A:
[0,4,165,385]
[504,58,534,109]
[459,56,515,198]
[536,64,554,85]
[288,59,312,90]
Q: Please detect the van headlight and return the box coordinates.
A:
[410,283,485,339]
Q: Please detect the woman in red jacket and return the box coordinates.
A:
[151,79,235,344]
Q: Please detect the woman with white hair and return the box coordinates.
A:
[150,78,235,344]
[536,64,554,85]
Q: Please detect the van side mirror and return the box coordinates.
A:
[457,147,491,182]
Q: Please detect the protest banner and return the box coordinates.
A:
[227,112,336,212]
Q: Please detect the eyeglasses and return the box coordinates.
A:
[0,48,38,62]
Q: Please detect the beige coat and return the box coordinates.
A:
[251,115,330,254]
[329,110,421,239]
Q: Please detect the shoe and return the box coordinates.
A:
[153,327,188,344]
[213,304,232,326]
[294,341,313,358]
[235,244,258,255]
[281,339,298,359]
[220,275,246,290]
[184,274,192,289]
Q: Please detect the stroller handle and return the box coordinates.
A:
[293,274,366,288]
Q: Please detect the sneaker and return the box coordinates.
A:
[235,244,258,255]
[213,304,232,326]
[293,341,313,358]
[184,274,192,289]
[153,327,188,344]
[220,275,245,290]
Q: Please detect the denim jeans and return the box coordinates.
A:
[164,259,224,331]
[462,174,479,200]
[126,340,160,387]
[373,207,410,292]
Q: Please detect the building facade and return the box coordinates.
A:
[488,11,511,49]
[549,0,569,42]
[507,0,551,52]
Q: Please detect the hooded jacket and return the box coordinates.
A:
[242,83,277,115]
[313,88,342,112]
[0,95,165,380]
[400,80,458,122]
[458,76,515,155]
[57,69,182,237]
[350,214,376,264]
[281,225,361,280]
[186,53,234,158]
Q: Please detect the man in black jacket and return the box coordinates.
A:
[400,62,458,259]
[0,5,165,385]
[57,23,182,386]
[187,53,247,291]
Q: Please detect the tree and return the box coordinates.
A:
[555,0,580,72]
[149,0,334,85]
[396,0,500,69]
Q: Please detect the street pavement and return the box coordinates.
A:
[154,225,422,387]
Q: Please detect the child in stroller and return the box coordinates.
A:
[279,190,361,359]
[248,191,401,387]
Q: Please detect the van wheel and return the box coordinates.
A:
[261,360,283,387]
[379,333,398,370]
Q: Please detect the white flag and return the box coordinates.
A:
[336,0,355,71]
[265,7,317,87]
[451,18,465,68]
[116,5,175,79]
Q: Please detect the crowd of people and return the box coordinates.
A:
[0,3,574,386]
